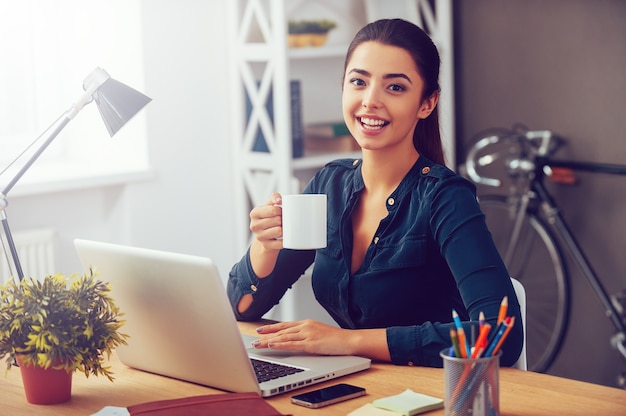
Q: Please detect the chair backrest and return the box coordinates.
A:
[511,277,528,370]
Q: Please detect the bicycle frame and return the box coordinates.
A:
[531,156,626,360]
[465,129,626,363]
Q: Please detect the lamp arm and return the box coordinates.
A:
[0,68,107,280]
[0,67,112,196]
[1,214,24,280]
[1,114,71,197]
[0,112,74,281]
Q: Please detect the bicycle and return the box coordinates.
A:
[461,126,626,380]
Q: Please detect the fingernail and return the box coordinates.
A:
[252,340,261,347]
[268,342,275,348]
[256,326,264,333]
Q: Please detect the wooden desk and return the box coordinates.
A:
[2,322,626,415]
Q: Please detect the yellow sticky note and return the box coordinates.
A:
[348,403,402,416]
[372,389,444,416]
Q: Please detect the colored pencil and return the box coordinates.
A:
[471,323,491,359]
[492,316,516,355]
[450,328,462,358]
[452,309,471,357]
[497,296,508,325]
[457,326,468,358]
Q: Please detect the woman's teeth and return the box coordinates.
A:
[360,117,387,130]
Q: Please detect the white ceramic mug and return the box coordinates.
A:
[280,194,327,249]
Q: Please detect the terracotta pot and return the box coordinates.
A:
[16,355,73,404]
[309,33,329,47]
[287,32,329,48]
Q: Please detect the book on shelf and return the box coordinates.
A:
[303,120,359,153]
[304,120,350,139]
[245,80,303,158]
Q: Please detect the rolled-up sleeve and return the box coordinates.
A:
[227,248,315,321]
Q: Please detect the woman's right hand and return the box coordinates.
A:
[250,192,284,252]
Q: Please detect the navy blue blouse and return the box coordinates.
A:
[228,156,523,367]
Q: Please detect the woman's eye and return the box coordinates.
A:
[349,78,366,86]
[388,84,406,92]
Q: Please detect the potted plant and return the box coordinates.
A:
[0,270,128,404]
[288,19,337,47]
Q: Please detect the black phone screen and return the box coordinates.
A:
[291,383,366,408]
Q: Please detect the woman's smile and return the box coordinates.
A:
[358,116,390,133]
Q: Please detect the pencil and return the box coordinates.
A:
[470,323,491,359]
[457,326,468,358]
[479,311,486,329]
[450,328,462,358]
[485,317,511,357]
[452,309,471,356]
[497,296,508,325]
[492,316,516,355]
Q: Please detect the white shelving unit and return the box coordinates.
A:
[228,0,455,258]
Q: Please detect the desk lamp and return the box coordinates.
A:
[0,67,151,280]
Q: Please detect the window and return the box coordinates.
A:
[0,0,149,195]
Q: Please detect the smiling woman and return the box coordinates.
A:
[0,0,150,195]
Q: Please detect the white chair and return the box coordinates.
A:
[511,277,528,370]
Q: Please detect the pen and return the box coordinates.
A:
[497,296,508,325]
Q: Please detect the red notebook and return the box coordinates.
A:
[128,392,290,416]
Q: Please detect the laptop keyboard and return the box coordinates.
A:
[250,358,305,383]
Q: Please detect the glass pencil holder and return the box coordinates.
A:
[440,349,501,416]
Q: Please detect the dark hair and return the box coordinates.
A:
[343,19,444,165]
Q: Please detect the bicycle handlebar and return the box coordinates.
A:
[464,129,558,187]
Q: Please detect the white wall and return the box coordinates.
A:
[6,0,240,281]
[129,0,238,278]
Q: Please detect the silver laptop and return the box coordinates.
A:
[74,239,370,397]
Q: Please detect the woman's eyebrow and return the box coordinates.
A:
[347,68,370,77]
[347,68,412,84]
[384,73,412,84]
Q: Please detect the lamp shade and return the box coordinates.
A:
[92,77,152,137]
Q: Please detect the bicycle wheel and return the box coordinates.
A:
[478,194,570,373]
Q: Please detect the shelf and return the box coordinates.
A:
[287,44,347,59]
[241,44,346,61]
[291,150,361,170]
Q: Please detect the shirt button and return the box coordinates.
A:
[407,361,415,366]
[352,159,360,166]
[250,285,257,292]
[422,166,431,174]
[373,236,379,244]
[387,197,395,206]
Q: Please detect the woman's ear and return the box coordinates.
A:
[417,91,439,120]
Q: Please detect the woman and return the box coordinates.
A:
[228,18,523,367]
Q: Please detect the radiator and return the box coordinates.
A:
[0,228,57,284]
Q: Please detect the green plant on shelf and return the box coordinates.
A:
[288,19,337,34]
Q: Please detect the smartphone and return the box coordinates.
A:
[291,383,366,409]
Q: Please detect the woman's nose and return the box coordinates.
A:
[362,87,382,109]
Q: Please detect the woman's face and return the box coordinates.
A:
[342,41,437,153]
